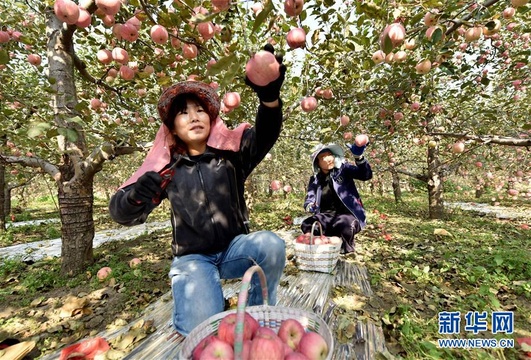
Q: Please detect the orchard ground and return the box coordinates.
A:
[0,191,530,359]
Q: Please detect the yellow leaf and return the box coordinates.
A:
[434,228,452,237]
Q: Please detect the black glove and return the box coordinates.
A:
[128,171,164,204]
[245,43,287,103]
[347,143,367,157]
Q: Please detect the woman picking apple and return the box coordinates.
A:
[109,45,287,336]
[302,135,373,254]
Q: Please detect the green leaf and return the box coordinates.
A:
[494,254,503,266]
[252,1,274,34]
[0,49,10,65]
[28,122,52,138]
[206,54,238,76]
[381,35,393,54]
[57,127,79,142]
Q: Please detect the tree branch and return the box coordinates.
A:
[1,155,61,181]
[429,132,531,147]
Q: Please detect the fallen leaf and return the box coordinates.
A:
[433,228,452,237]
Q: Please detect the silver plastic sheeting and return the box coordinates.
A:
[42,235,389,360]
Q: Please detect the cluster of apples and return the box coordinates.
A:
[192,312,329,360]
[295,233,341,246]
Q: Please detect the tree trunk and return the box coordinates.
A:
[390,167,402,202]
[427,143,445,219]
[47,10,95,275]
[58,178,95,274]
[0,163,5,231]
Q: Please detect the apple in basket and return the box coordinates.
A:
[328,236,342,245]
[192,335,216,360]
[199,337,234,360]
[249,327,285,360]
[298,331,328,360]
[278,318,306,350]
[295,233,311,244]
[218,312,259,346]
[285,352,311,359]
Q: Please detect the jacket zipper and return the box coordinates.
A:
[196,162,219,239]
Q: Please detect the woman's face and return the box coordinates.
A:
[172,98,211,153]
[317,151,335,173]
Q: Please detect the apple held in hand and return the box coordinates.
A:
[278,318,306,350]
[354,134,369,147]
[245,50,280,86]
[297,331,328,360]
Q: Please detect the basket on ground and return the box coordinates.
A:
[179,265,334,359]
[294,222,342,273]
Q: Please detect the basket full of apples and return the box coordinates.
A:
[294,222,342,274]
[179,265,334,360]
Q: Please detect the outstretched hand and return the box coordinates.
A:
[245,44,287,103]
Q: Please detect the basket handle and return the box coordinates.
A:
[233,265,269,360]
[309,221,324,245]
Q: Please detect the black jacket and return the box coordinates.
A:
[109,103,283,256]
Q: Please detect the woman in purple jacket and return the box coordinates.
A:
[302,142,372,254]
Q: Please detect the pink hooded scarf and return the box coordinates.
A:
[119,81,250,189]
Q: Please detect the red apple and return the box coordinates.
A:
[197,22,215,41]
[297,331,328,360]
[286,352,310,359]
[96,0,121,16]
[27,54,41,66]
[270,180,282,191]
[120,23,139,42]
[284,0,304,17]
[212,0,231,11]
[54,0,80,25]
[223,92,241,109]
[503,7,516,19]
[199,337,234,360]
[245,50,280,86]
[423,9,439,26]
[340,115,350,126]
[452,141,465,153]
[182,43,198,59]
[90,98,102,110]
[415,59,432,74]
[301,97,317,112]
[97,49,112,64]
[217,312,258,346]
[76,8,92,28]
[278,319,306,350]
[249,327,284,360]
[119,65,135,80]
[372,50,385,64]
[465,26,482,42]
[287,28,306,49]
[97,266,112,281]
[354,134,369,147]
[129,258,141,268]
[192,335,216,360]
[112,47,129,64]
[0,31,10,43]
[343,132,353,140]
[150,25,169,44]
[379,23,406,49]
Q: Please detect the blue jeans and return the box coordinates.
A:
[168,230,286,335]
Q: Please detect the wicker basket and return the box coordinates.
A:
[294,222,342,273]
[179,265,334,360]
